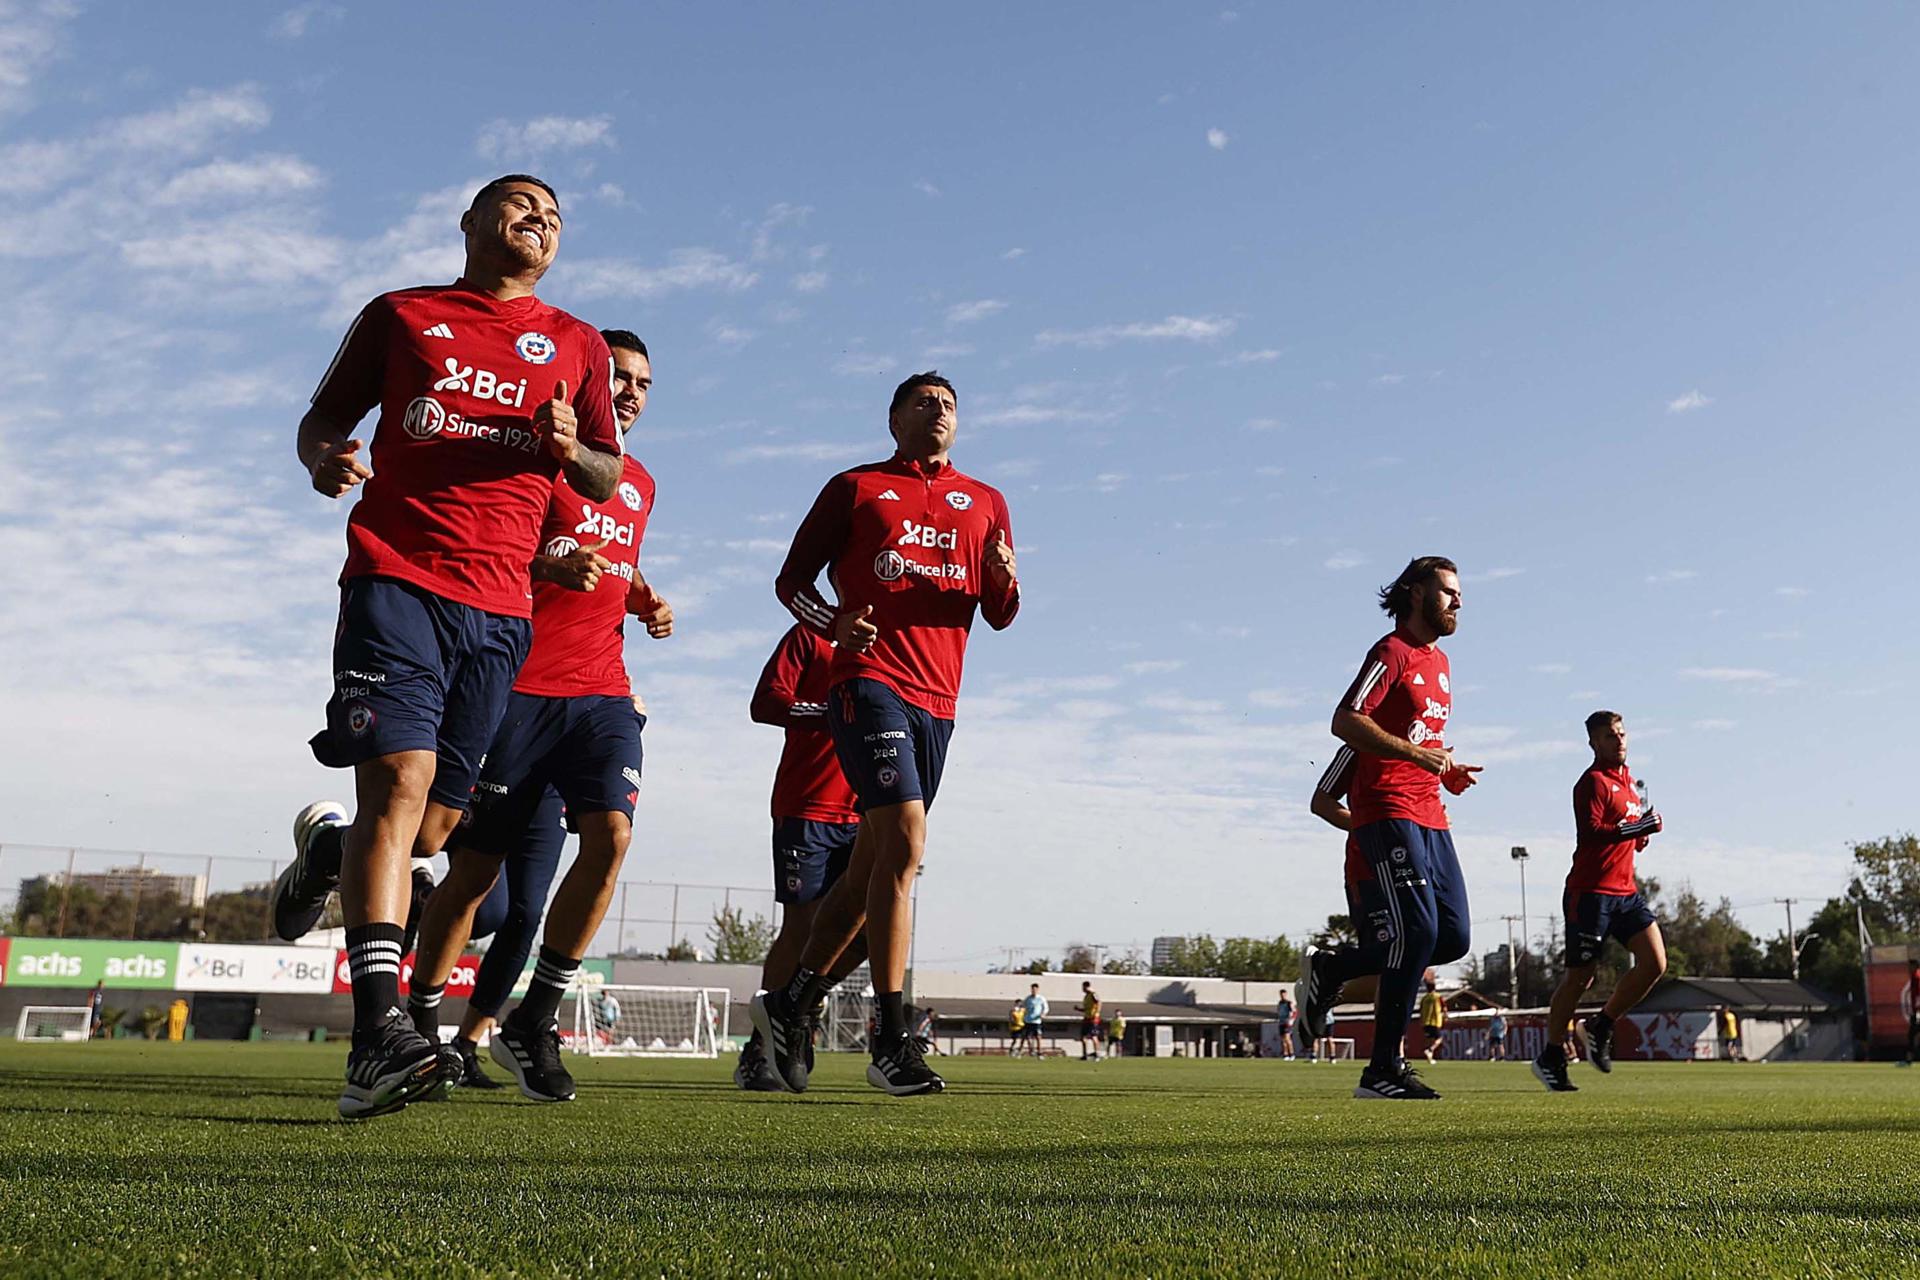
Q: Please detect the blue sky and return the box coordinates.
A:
[2,2,1916,970]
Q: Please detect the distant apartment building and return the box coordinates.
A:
[58,865,208,909]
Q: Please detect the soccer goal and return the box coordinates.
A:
[570,985,729,1058]
[15,1006,91,1042]
[1316,1037,1356,1062]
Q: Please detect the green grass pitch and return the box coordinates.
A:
[0,1043,1915,1278]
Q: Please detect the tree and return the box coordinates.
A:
[1101,951,1147,976]
[1060,944,1098,974]
[1310,914,1358,950]
[1652,883,1763,979]
[664,938,700,962]
[1849,834,1920,935]
[1021,958,1051,975]
[706,907,775,965]
[1151,935,1299,981]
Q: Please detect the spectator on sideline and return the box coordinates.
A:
[1275,993,1297,1059]
[1107,1009,1126,1058]
[1719,1006,1742,1061]
[1419,978,1447,1063]
[86,981,106,1039]
[1487,1010,1508,1061]
[1007,1000,1025,1052]
[1022,984,1049,1057]
[1078,981,1103,1060]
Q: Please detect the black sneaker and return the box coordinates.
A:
[411,1043,464,1103]
[274,801,347,942]
[867,1032,946,1096]
[337,1011,440,1119]
[1532,1047,1579,1093]
[734,1033,788,1093]
[457,1042,502,1090]
[1581,1014,1615,1074]
[490,1012,576,1103]
[400,865,436,957]
[749,989,811,1093]
[1354,1060,1441,1100]
[1296,945,1342,1055]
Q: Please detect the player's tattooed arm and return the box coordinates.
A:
[297,407,371,498]
[536,378,622,501]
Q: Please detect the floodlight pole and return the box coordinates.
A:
[1510,847,1531,1004]
[1775,898,1800,980]
[1501,915,1522,1009]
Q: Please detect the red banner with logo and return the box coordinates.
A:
[331,950,485,998]
[1865,954,1917,1051]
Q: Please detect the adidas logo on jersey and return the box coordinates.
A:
[421,323,455,339]
[877,489,901,500]
[1411,674,1425,685]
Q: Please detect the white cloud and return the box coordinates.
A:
[1324,550,1368,571]
[1093,472,1127,492]
[947,299,1007,325]
[1220,349,1282,365]
[112,86,273,153]
[1666,389,1713,414]
[153,155,324,204]
[832,351,896,377]
[270,2,343,39]
[1001,247,1027,260]
[0,0,75,113]
[1646,569,1698,584]
[790,270,829,293]
[1679,666,1798,690]
[1248,689,1303,710]
[914,179,941,198]
[475,114,615,161]
[972,404,1111,428]
[1470,567,1526,582]
[724,441,869,465]
[1036,314,1235,349]
[1206,128,1229,151]
[1691,718,1739,731]
[560,249,759,301]
[706,320,755,347]
[1530,663,1572,675]
[1775,586,1811,598]
[1373,373,1405,385]
[1124,660,1185,677]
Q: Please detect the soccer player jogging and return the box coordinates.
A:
[752,371,1019,1097]
[404,331,671,1104]
[1295,746,1388,1056]
[1532,711,1665,1093]
[1329,556,1482,1101]
[734,623,864,1092]
[1418,978,1447,1062]
[284,175,623,1118]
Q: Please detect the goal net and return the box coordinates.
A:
[1316,1037,1357,1062]
[569,985,728,1058]
[15,1006,91,1042]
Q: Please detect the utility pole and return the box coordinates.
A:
[1510,847,1531,1004]
[1776,898,1799,980]
[1501,915,1522,1009]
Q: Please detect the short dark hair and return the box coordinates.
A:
[889,370,956,415]
[471,173,558,211]
[1585,710,1622,735]
[1377,556,1459,620]
[600,329,648,359]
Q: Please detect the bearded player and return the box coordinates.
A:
[404,330,671,1104]
[1533,710,1665,1092]
[1329,556,1482,1101]
[753,371,1019,1097]
[285,175,622,1118]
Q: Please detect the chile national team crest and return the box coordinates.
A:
[945,490,974,510]
[618,482,644,511]
[515,331,558,364]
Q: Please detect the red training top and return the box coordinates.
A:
[1314,746,1371,886]
[751,625,860,825]
[774,457,1019,719]
[1338,628,1453,829]
[513,456,658,698]
[311,281,620,618]
[1568,763,1659,896]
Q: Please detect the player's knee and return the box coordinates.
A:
[356,751,435,809]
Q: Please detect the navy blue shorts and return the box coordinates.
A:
[773,817,859,905]
[310,575,531,810]
[1354,818,1471,971]
[1344,876,1396,960]
[826,678,954,813]
[459,692,644,856]
[1564,888,1658,965]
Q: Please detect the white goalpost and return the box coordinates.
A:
[569,985,729,1058]
[15,1006,92,1042]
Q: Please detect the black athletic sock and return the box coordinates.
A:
[516,945,580,1028]
[1539,1041,1566,1063]
[407,981,444,1025]
[452,1034,479,1055]
[875,991,907,1042]
[1370,965,1419,1074]
[344,923,406,1041]
[1587,1010,1614,1034]
[783,965,828,1011]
